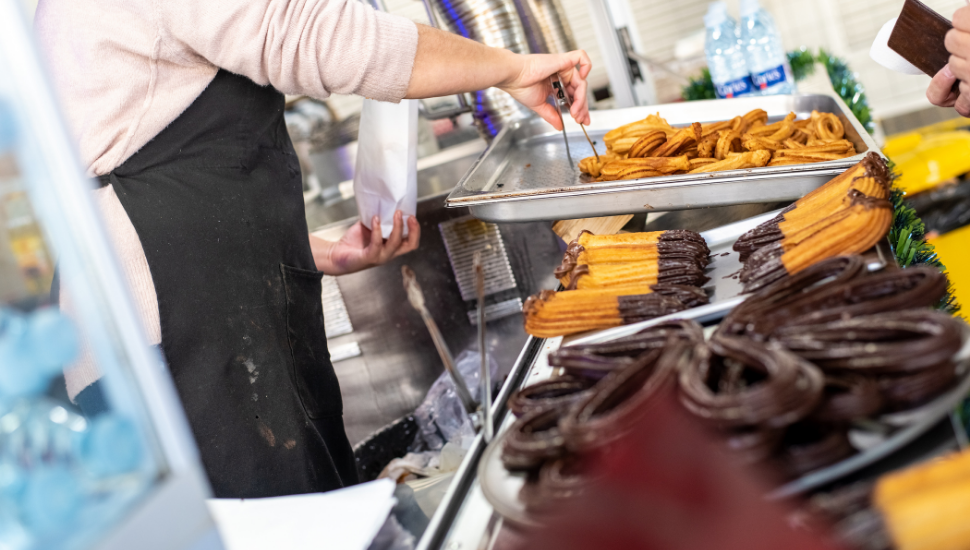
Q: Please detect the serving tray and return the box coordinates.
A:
[445,93,880,223]
[478,311,970,527]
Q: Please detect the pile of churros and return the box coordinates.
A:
[579,109,857,181]
[523,230,711,338]
[733,152,893,293]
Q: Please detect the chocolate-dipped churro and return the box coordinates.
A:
[678,335,824,430]
[734,153,890,261]
[508,375,596,417]
[522,286,705,338]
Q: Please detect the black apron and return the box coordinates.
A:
[100,70,357,498]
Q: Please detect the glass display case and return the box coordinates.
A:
[0,1,222,548]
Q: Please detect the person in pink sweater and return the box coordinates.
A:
[35,0,591,497]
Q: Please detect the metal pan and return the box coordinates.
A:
[445,93,880,222]
[478,313,970,526]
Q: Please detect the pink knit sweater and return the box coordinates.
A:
[34,0,419,398]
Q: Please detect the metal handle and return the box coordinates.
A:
[473,251,494,442]
[402,266,478,416]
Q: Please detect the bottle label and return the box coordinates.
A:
[714,76,754,99]
[752,65,787,90]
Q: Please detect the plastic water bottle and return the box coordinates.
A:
[739,0,794,95]
[704,2,755,99]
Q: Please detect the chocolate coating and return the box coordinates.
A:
[678,335,825,430]
[617,293,689,324]
[774,310,962,375]
[508,375,597,417]
[560,339,689,453]
[811,375,884,423]
[779,423,855,478]
[502,406,570,471]
[877,362,959,412]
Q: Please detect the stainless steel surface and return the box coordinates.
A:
[468,297,524,325]
[321,274,353,338]
[439,216,518,301]
[417,208,904,548]
[475,252,495,443]
[426,0,534,138]
[313,195,563,446]
[403,265,479,416]
[445,93,882,222]
[417,337,551,550]
[512,0,576,55]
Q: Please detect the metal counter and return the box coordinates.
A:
[415,202,785,550]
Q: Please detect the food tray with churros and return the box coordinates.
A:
[445,93,880,223]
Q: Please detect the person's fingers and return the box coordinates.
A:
[927,64,959,107]
[946,28,970,57]
[381,211,405,262]
[533,100,564,130]
[565,50,592,80]
[954,6,970,33]
[956,90,970,118]
[395,216,422,257]
[364,215,383,262]
[569,75,591,125]
[950,54,970,82]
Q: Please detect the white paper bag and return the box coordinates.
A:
[354,99,418,238]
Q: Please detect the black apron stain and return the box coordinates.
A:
[99,70,357,497]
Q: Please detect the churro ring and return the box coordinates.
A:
[740,109,768,132]
[579,156,602,177]
[628,130,667,158]
[812,111,844,141]
[715,130,744,160]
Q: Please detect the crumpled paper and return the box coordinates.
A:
[354,99,418,238]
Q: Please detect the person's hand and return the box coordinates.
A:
[928,7,970,116]
[499,50,593,130]
[310,210,420,275]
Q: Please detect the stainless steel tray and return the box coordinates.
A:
[478,314,970,526]
[445,93,880,222]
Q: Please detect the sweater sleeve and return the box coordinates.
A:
[158,0,419,102]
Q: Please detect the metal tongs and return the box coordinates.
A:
[550,74,600,168]
[402,264,493,441]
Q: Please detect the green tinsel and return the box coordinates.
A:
[816,50,875,134]
[682,68,717,102]
[787,48,816,81]
[888,186,961,314]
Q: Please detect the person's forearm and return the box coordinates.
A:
[405,24,524,99]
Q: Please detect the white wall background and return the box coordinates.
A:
[373,0,965,122]
[622,0,964,120]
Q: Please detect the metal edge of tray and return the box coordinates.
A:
[416,335,545,550]
[472,298,746,530]
[465,167,849,223]
[444,93,881,222]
